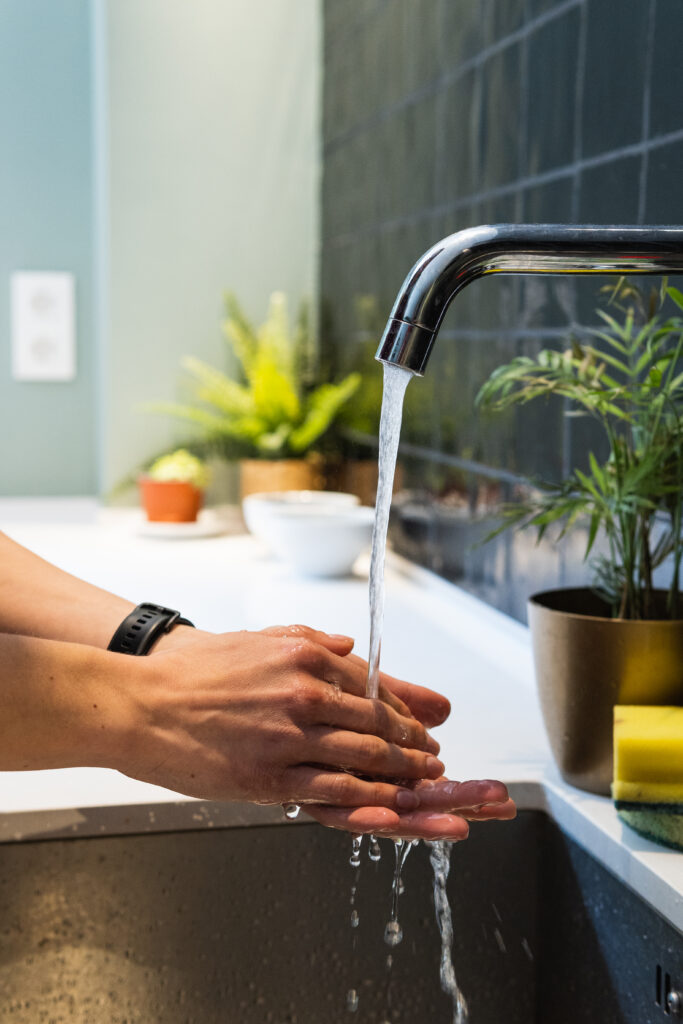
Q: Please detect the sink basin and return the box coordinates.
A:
[0,812,681,1022]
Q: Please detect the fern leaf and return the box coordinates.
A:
[289,373,360,452]
[222,292,258,377]
[181,356,254,416]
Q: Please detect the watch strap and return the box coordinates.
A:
[107,602,194,656]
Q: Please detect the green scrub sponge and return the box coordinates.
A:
[613,706,683,852]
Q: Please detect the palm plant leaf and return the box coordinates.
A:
[476,279,683,619]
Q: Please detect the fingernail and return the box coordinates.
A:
[426,756,445,777]
[396,789,420,810]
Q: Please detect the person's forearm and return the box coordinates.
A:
[0,532,200,651]
[0,632,134,771]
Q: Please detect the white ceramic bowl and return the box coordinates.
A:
[242,490,360,546]
[266,504,375,577]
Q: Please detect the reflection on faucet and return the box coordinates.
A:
[375,224,683,376]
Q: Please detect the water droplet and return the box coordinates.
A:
[350,909,359,928]
[493,927,507,953]
[384,920,403,947]
[349,834,363,868]
[368,837,381,862]
[283,803,300,819]
[346,988,359,1012]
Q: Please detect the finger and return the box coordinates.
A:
[305,804,470,842]
[344,653,449,726]
[412,778,510,811]
[304,804,400,833]
[283,766,421,810]
[303,729,444,781]
[261,623,355,656]
[374,811,470,841]
[296,684,440,754]
[289,642,411,718]
[381,677,451,727]
[462,799,517,821]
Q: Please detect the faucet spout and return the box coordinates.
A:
[375,224,683,375]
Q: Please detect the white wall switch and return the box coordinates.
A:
[10,272,76,382]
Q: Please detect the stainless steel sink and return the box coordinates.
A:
[0,812,681,1022]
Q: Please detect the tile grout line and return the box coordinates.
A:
[323,0,583,158]
[637,0,656,225]
[562,0,588,585]
[322,123,683,252]
[343,429,530,486]
[569,0,588,224]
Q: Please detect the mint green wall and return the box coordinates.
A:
[97,0,321,494]
[0,0,321,496]
[0,0,96,495]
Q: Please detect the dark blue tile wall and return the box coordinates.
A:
[320,0,683,622]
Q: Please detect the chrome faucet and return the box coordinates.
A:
[375,224,683,375]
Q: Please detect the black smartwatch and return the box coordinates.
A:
[107,602,195,656]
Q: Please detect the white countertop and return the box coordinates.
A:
[1,499,682,936]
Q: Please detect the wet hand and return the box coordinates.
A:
[114,625,444,807]
[343,655,451,728]
[303,778,516,841]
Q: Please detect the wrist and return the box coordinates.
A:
[82,646,159,773]
[151,624,213,654]
[62,643,145,772]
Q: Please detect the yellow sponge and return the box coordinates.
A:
[613,705,683,851]
[614,705,683,804]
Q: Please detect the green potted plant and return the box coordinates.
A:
[476,279,683,795]
[150,292,360,499]
[139,449,211,523]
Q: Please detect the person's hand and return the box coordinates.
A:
[303,778,517,841]
[112,625,445,808]
[144,621,515,842]
[342,653,451,728]
[282,640,515,841]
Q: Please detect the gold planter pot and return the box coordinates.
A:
[528,588,683,796]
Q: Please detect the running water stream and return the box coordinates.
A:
[356,360,467,1024]
[430,841,468,1024]
[366,363,412,700]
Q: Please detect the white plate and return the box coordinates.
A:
[136,509,229,540]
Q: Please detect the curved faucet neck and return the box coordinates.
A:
[376,224,683,375]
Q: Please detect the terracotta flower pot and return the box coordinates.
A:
[239,458,322,501]
[139,478,204,523]
[528,587,683,795]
